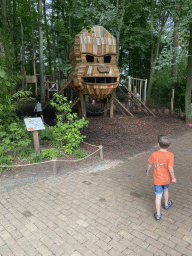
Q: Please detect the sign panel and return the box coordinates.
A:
[24,117,45,131]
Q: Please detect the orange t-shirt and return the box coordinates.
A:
[148,150,174,185]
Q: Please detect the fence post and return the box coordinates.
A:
[171,89,174,115]
[99,145,103,160]
[52,157,57,175]
[144,79,147,105]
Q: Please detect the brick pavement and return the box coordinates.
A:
[0,131,192,256]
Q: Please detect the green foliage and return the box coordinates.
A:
[29,153,42,163]
[152,61,187,110]
[41,148,59,159]
[73,148,87,160]
[50,93,89,154]
[39,125,55,141]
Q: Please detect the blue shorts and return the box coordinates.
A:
[154,185,169,195]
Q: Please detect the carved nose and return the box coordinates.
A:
[97,65,110,73]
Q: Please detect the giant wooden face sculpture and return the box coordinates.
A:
[69,26,120,99]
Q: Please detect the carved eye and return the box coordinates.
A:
[104,56,111,63]
[86,55,94,62]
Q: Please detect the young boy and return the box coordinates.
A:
[146,135,176,221]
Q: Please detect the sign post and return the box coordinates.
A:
[24,117,45,155]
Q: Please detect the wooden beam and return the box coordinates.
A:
[79,92,86,119]
[120,82,156,117]
[118,86,149,115]
[70,98,80,109]
[110,94,114,118]
[114,96,134,117]
[42,80,71,110]
[104,98,108,117]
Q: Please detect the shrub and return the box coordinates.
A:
[50,94,89,154]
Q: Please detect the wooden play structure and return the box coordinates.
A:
[43,26,155,118]
[46,78,59,100]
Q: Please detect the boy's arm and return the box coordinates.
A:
[146,163,152,176]
[168,166,176,183]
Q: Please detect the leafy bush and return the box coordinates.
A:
[41,148,59,159]
[50,93,89,154]
[74,148,87,159]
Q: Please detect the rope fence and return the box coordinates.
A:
[0,143,103,175]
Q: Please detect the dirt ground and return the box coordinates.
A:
[0,103,191,191]
[82,108,191,160]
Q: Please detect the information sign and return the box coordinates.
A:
[24,117,45,131]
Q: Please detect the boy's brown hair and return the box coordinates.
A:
[158,135,171,149]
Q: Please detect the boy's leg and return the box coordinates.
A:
[155,194,162,217]
[164,189,169,207]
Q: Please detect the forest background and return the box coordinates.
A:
[1,0,192,121]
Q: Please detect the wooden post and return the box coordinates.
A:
[171,89,174,114]
[128,76,132,107]
[33,130,40,155]
[79,92,86,118]
[144,79,147,105]
[104,98,108,116]
[52,156,57,175]
[110,94,114,118]
[99,145,103,160]
[140,80,142,100]
[114,97,134,117]
[119,82,156,117]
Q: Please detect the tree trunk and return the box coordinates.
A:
[52,2,56,77]
[29,0,36,54]
[39,0,45,103]
[116,0,125,65]
[147,12,169,102]
[1,0,10,65]
[43,0,52,76]
[13,0,17,68]
[172,18,178,79]
[18,0,25,89]
[150,0,154,72]
[185,28,192,124]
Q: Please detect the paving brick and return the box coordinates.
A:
[95,248,110,256]
[36,244,52,256]
[122,248,138,255]
[175,245,192,256]
[131,229,148,240]
[161,245,182,256]
[132,237,149,249]
[183,235,192,244]
[119,238,137,250]
[96,232,111,243]
[49,243,65,255]
[83,240,99,252]
[108,248,125,256]
[108,239,126,252]
[142,229,159,240]
[118,230,134,241]
[95,239,112,252]
[158,236,176,248]
[0,230,11,240]
[133,245,154,256]
[71,252,83,256]
[23,245,38,256]
[0,244,14,256]
[129,223,144,232]
[147,244,166,256]
[84,251,97,256]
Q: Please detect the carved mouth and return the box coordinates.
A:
[84,77,117,83]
